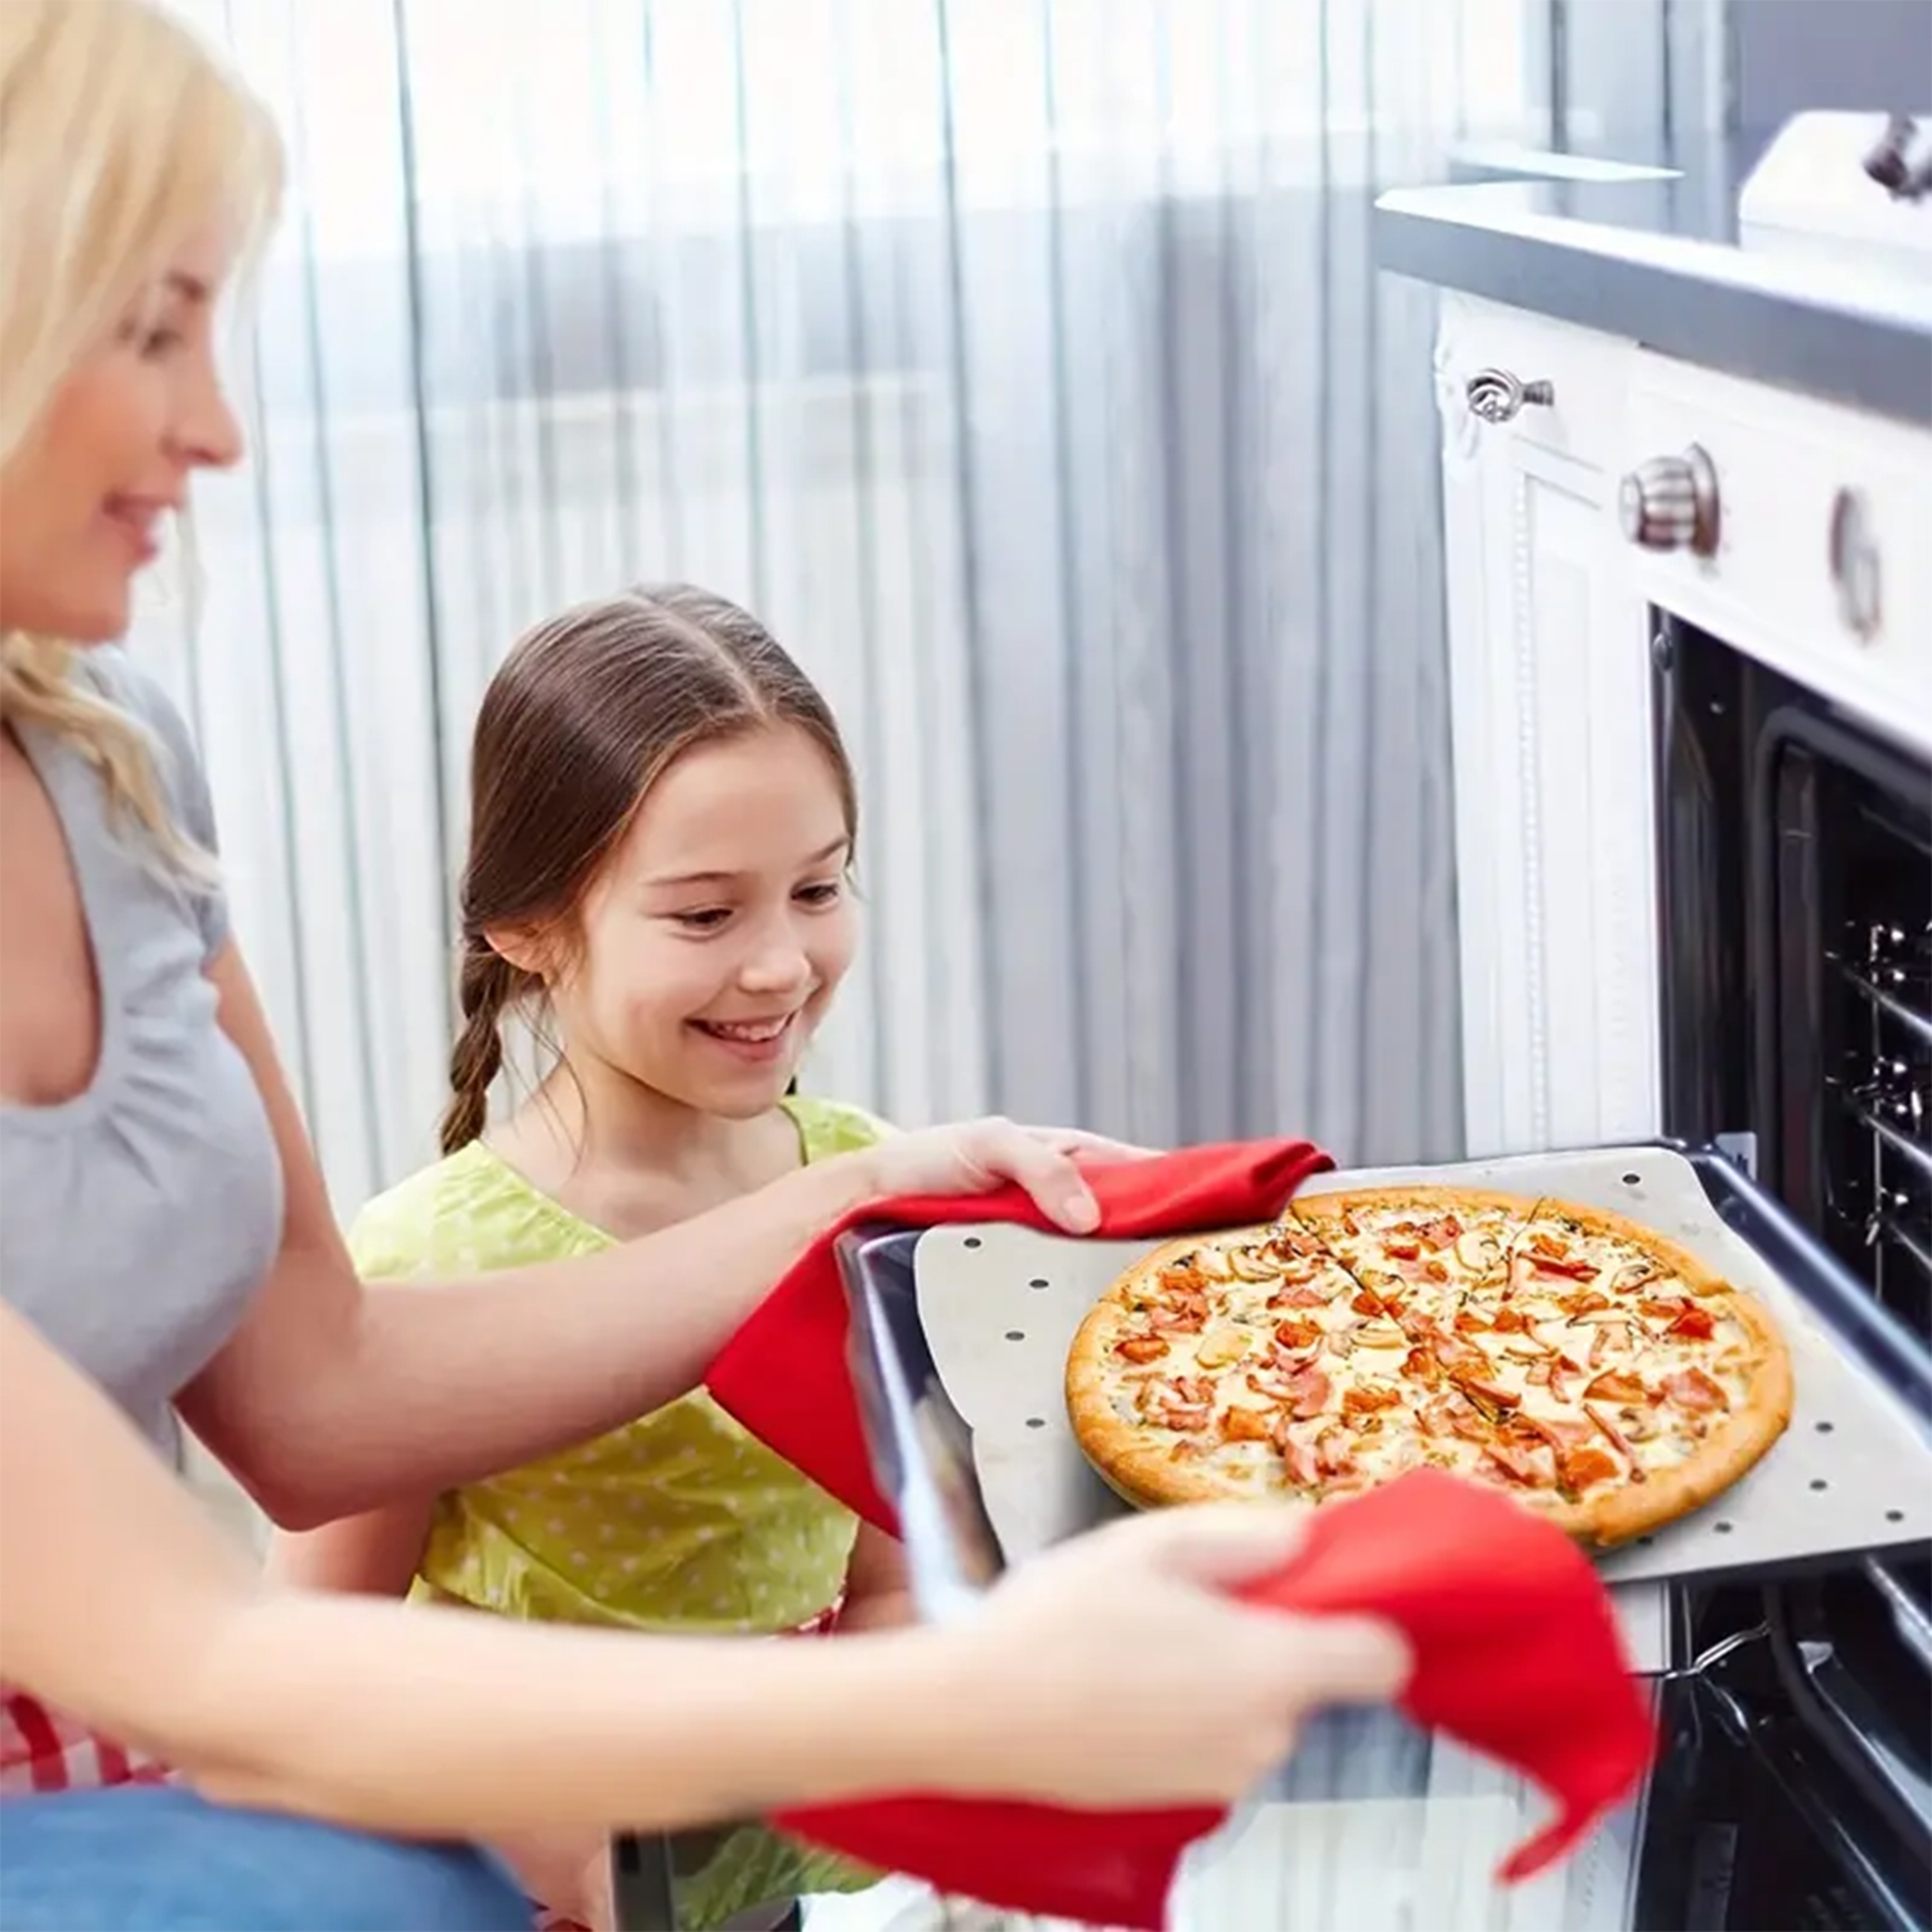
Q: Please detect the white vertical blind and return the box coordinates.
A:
[138,0,1580,1218]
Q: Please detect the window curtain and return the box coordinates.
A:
[142,0,1592,1213]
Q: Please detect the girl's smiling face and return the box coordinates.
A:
[538,723,858,1118]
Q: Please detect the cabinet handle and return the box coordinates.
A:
[1466,368,1555,424]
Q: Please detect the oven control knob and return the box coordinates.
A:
[1619,444,1721,556]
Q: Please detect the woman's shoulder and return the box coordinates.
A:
[76,649,213,833]
[348,1141,603,1280]
[783,1092,895,1162]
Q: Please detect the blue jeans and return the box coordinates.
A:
[0,1786,531,1930]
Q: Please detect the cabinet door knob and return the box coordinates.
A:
[1619,445,1721,557]
[1466,368,1555,424]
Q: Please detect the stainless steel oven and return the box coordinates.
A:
[1639,613,1932,1930]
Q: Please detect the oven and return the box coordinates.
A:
[1636,614,1932,1930]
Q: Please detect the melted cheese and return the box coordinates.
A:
[1104,1211,1763,1508]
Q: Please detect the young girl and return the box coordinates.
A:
[278,584,909,1931]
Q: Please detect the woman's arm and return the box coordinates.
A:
[1,1305,1408,1837]
[266,1496,436,1598]
[837,1523,916,1634]
[1,1306,938,1835]
[178,945,1123,1530]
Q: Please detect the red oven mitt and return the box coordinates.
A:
[770,1473,1656,1926]
[706,1137,1334,1531]
[705,1143,1657,1927]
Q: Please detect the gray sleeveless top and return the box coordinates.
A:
[1,651,283,1461]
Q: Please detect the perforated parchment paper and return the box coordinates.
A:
[911,1144,1932,1678]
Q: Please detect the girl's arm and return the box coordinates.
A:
[837,1523,916,1634]
[267,1495,437,1598]
[176,944,1126,1531]
[1,1303,1410,1836]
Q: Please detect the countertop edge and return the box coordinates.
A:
[1374,187,1932,430]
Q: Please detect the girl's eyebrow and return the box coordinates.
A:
[643,836,849,891]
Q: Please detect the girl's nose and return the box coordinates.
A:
[739,943,813,996]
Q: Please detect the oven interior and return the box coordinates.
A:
[1644,616,1932,1931]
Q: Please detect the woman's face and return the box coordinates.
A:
[540,724,859,1121]
[0,227,243,642]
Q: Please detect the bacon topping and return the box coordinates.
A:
[1663,1367,1728,1414]
[1482,1436,1558,1488]
[1267,1224,1327,1260]
[1514,1412,1595,1455]
[1560,1288,1611,1318]
[1452,1372,1522,1412]
[1314,1425,1358,1478]
[1584,1369,1650,1406]
[1283,1365,1333,1421]
[1584,1402,1645,1479]
[1531,1254,1600,1282]
[1150,1401,1212,1433]
[1430,1329,1488,1374]
[1558,1446,1622,1492]
[1342,1381,1403,1417]
[1419,1392,1492,1444]
[1273,1318,1321,1352]
[1276,1426,1323,1489]
[1148,1305,1207,1336]
[1142,1374,1215,1432]
[1268,1282,1331,1311]
[1219,1405,1273,1444]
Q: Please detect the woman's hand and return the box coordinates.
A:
[858,1117,1156,1233]
[927,1504,1411,1808]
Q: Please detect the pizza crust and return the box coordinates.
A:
[1065,1231,1289,1510]
[1291,1184,1536,1227]
[1063,1188,1796,1548]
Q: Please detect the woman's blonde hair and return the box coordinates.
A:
[0,0,282,857]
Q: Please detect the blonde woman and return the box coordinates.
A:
[0,4,1410,1927]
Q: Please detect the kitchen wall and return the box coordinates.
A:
[1731,0,1931,164]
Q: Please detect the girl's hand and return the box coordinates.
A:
[928,1504,1411,1808]
[858,1117,1156,1233]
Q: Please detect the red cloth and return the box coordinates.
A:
[707,1137,1334,1533]
[705,1141,1657,1928]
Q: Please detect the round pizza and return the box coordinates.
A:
[1065,1186,1794,1546]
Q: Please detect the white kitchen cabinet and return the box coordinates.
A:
[1433,293,1662,1160]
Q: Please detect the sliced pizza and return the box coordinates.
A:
[1065,1186,1794,1547]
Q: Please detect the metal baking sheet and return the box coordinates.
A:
[911,1145,1931,1674]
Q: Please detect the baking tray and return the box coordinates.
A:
[840,1142,1932,1680]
